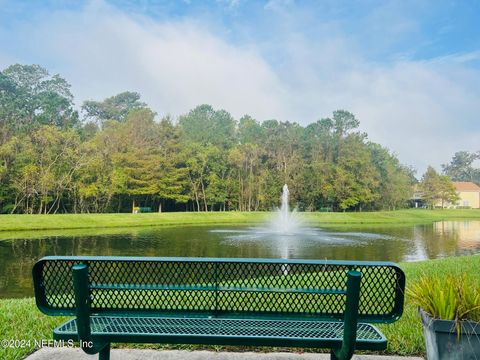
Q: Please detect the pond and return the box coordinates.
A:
[1,220,480,298]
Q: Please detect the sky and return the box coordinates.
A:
[1,0,480,175]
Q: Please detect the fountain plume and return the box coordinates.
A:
[269,184,301,234]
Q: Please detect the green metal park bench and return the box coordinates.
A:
[32,256,405,360]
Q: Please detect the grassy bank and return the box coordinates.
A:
[1,255,479,359]
[1,209,480,233]
[0,212,268,232]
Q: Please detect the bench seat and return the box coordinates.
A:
[54,316,387,350]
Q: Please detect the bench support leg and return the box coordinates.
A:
[331,270,361,360]
[330,351,339,360]
[99,343,110,360]
[73,264,91,341]
[72,264,110,357]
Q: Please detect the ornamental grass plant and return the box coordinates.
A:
[407,274,480,330]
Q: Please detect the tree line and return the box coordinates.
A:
[1,64,421,213]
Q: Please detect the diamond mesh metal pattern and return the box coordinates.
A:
[56,316,384,341]
[34,257,404,322]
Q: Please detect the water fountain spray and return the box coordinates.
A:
[270,184,300,234]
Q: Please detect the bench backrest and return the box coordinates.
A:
[33,256,405,323]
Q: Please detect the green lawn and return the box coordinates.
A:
[0,212,269,232]
[1,209,480,233]
[1,255,479,359]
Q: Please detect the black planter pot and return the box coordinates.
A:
[419,307,480,360]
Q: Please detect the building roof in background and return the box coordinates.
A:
[453,182,480,191]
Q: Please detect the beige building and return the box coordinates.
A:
[451,181,480,209]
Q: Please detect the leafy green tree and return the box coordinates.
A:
[0,137,20,212]
[301,111,379,211]
[299,163,334,211]
[261,120,305,198]
[82,91,147,126]
[75,121,127,213]
[438,175,460,208]
[420,166,441,208]
[300,119,336,209]
[10,126,82,213]
[333,134,379,211]
[420,166,459,208]
[105,109,189,212]
[238,115,265,145]
[442,151,480,184]
[303,118,335,163]
[228,143,266,211]
[181,143,223,211]
[369,143,412,210]
[153,117,190,210]
[114,109,161,210]
[178,105,235,149]
[0,64,78,139]
[332,110,360,137]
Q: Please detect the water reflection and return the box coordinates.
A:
[1,221,480,298]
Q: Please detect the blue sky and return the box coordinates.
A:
[1,0,480,174]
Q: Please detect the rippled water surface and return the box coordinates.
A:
[1,220,480,298]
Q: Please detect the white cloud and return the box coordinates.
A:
[8,1,288,121]
[1,0,480,175]
[283,55,480,173]
[346,60,480,173]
